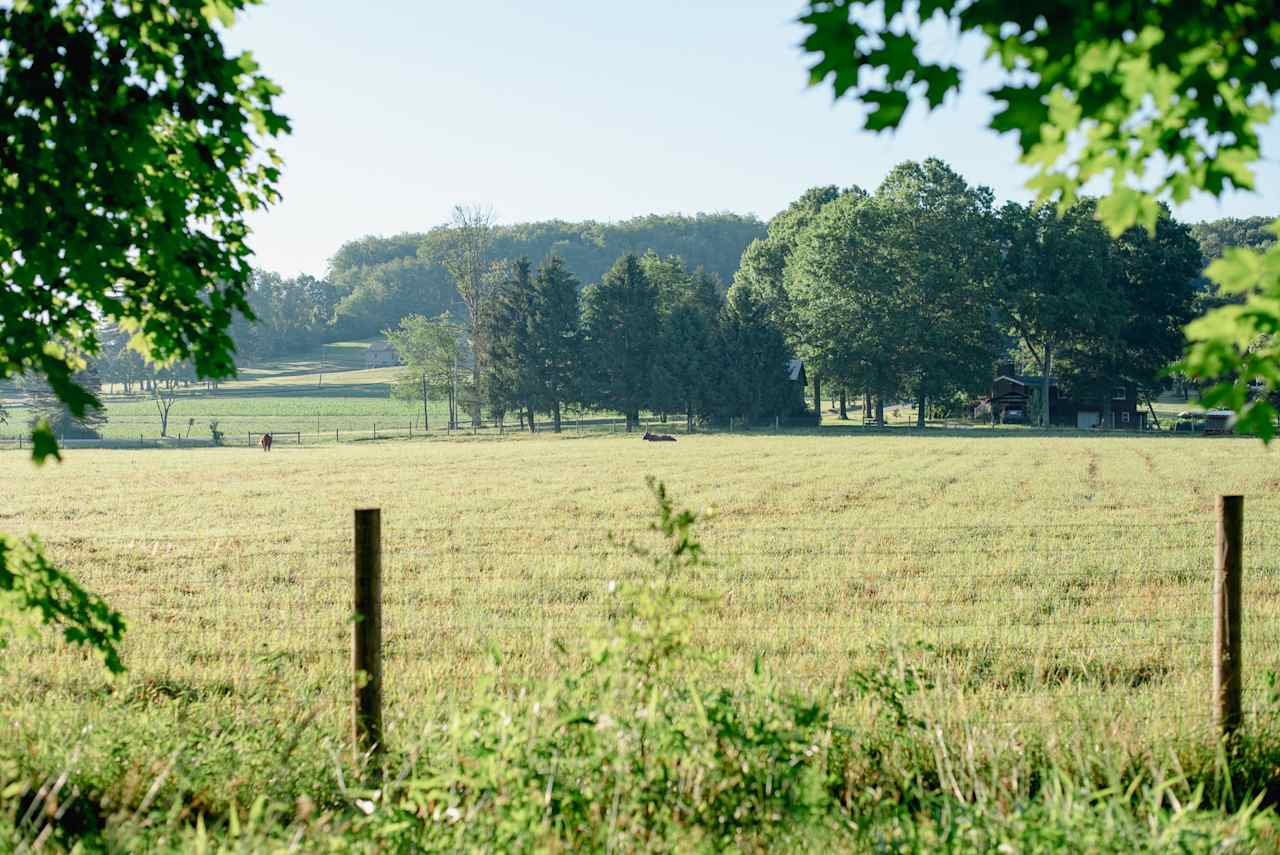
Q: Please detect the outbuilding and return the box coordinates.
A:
[990,361,1146,429]
[365,340,400,368]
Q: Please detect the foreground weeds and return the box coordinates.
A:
[5,480,1280,851]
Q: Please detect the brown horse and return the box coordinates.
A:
[260,433,273,452]
[642,432,676,442]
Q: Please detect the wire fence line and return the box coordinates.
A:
[0,413,798,449]
[11,514,1280,734]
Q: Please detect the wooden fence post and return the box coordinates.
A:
[353,508,383,759]
[1214,494,1244,739]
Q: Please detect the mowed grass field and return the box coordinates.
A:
[0,341,433,443]
[5,429,1280,745]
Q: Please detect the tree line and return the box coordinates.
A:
[229,213,766,360]
[736,159,1207,427]
[387,249,799,433]
[12,164,1265,441]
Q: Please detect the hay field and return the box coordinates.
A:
[5,429,1280,747]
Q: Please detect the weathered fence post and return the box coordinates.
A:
[353,508,383,759]
[335,428,339,443]
[1214,494,1244,739]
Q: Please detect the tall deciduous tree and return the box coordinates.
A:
[1,0,287,673]
[736,186,861,417]
[580,255,660,431]
[996,201,1115,427]
[441,205,497,427]
[784,189,906,425]
[1058,210,1204,422]
[386,313,466,431]
[871,160,999,426]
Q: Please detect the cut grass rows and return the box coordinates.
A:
[5,432,1278,730]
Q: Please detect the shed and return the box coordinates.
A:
[365,341,400,368]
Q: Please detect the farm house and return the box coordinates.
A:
[990,361,1147,429]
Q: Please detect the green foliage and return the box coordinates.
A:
[481,258,540,422]
[0,0,289,461]
[734,185,856,338]
[996,199,1115,425]
[323,214,765,343]
[647,255,723,427]
[482,256,583,430]
[799,1,1274,234]
[1192,217,1278,262]
[1058,210,1204,405]
[348,480,849,850]
[20,366,108,440]
[580,255,661,428]
[385,313,467,429]
[0,536,126,675]
[231,271,342,360]
[1181,225,1280,441]
[796,1,1280,438]
[716,283,799,424]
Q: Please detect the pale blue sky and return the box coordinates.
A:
[227,1,1280,277]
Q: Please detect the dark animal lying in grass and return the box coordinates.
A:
[643,432,677,442]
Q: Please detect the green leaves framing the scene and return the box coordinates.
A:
[0,535,127,674]
[798,1,1276,235]
[0,0,290,461]
[798,0,1280,439]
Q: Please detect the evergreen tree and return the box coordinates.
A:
[716,284,796,426]
[580,254,660,431]
[645,256,722,432]
[529,256,581,432]
[482,258,539,429]
[24,366,108,439]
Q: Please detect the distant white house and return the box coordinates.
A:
[365,340,400,368]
